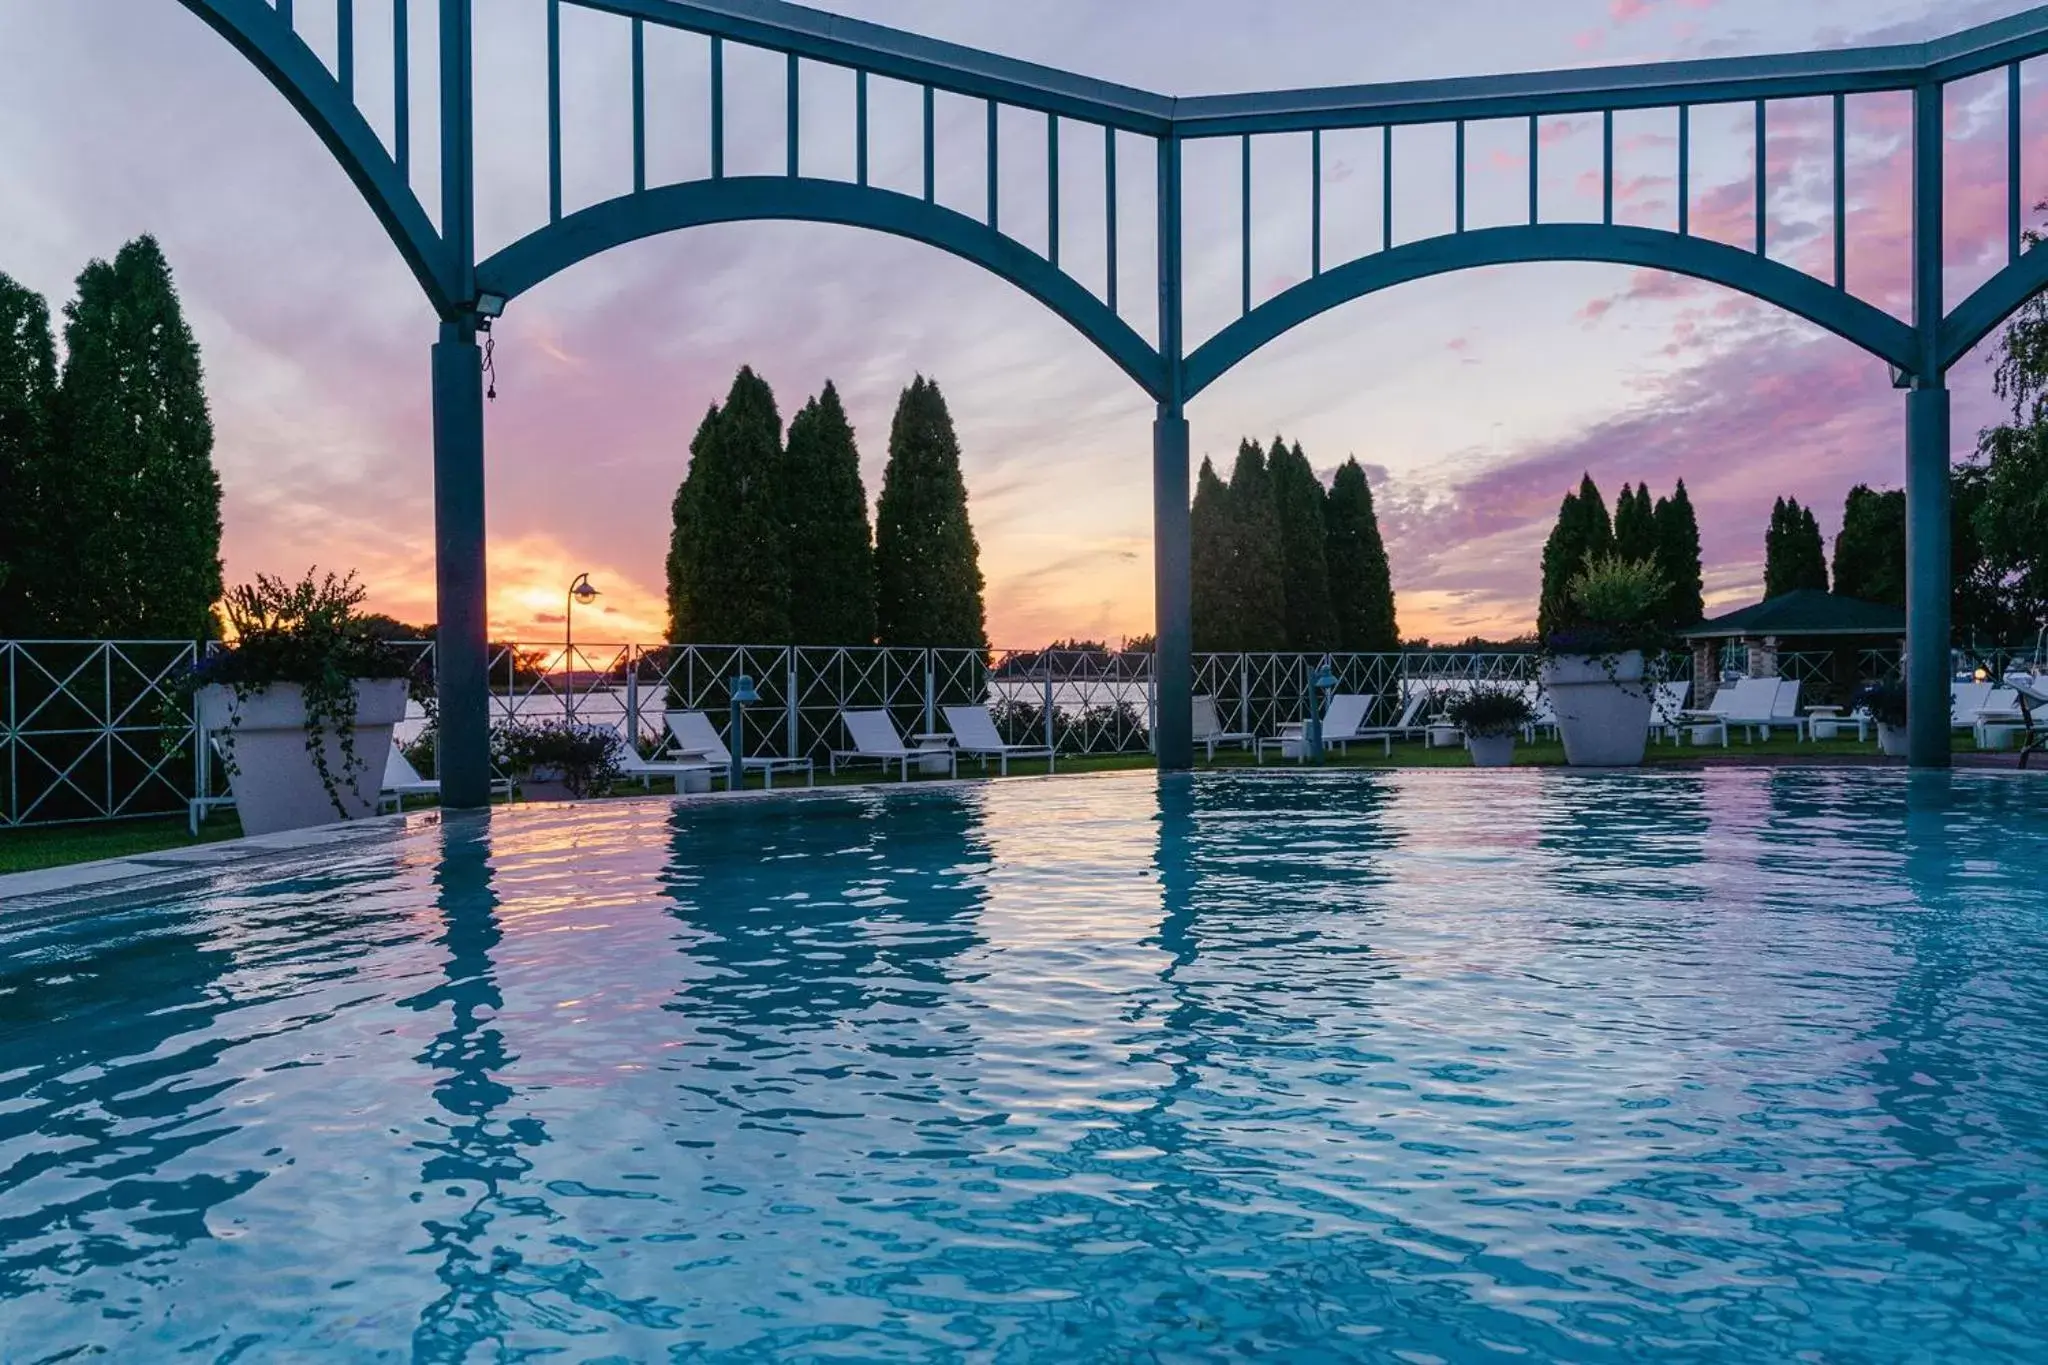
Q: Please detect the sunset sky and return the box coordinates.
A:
[1,0,2038,646]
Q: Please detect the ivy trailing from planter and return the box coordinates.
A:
[184,570,410,815]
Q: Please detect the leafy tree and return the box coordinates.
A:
[1266,436,1337,651]
[1537,473,1613,637]
[1831,484,1906,606]
[1763,496,1828,597]
[677,367,790,642]
[1324,457,1398,652]
[49,237,224,638]
[875,375,986,648]
[1651,480,1704,628]
[0,273,57,637]
[1613,482,1657,563]
[1973,247,2048,636]
[784,381,876,645]
[1189,457,1235,652]
[1224,439,1288,652]
[665,402,719,642]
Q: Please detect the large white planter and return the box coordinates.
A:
[200,679,408,836]
[1468,734,1517,768]
[1540,652,1653,768]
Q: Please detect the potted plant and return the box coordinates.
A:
[190,570,411,836]
[1855,679,1910,757]
[1444,684,1537,767]
[1538,554,1672,768]
[492,719,623,801]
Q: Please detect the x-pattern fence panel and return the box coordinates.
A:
[1,641,200,828]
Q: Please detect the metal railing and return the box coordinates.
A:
[6,635,2041,829]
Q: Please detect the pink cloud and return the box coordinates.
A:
[1610,0,1654,24]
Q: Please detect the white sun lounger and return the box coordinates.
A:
[1681,676,1778,746]
[664,710,814,788]
[831,708,955,781]
[614,742,718,793]
[1192,695,1255,760]
[1648,680,1693,744]
[1257,693,1387,760]
[943,704,1054,775]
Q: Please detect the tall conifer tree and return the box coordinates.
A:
[874,376,986,648]
[0,273,58,635]
[1764,496,1828,597]
[1266,436,1337,651]
[1537,473,1613,637]
[1651,480,1705,627]
[1614,482,1657,563]
[1189,457,1235,652]
[784,381,876,644]
[681,367,790,642]
[665,402,718,642]
[1324,457,1398,651]
[53,237,223,638]
[1225,439,1288,652]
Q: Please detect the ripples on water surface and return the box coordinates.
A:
[3,769,2047,1362]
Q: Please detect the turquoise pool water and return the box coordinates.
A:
[3,769,2046,1362]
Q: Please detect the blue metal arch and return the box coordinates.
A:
[1942,250,2048,370]
[475,176,1169,400]
[1184,224,1920,399]
[172,0,456,315]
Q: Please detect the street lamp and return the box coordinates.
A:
[565,573,599,720]
[1305,663,1338,764]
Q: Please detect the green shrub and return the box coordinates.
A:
[1444,684,1537,739]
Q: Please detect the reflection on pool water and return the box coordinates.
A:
[3,769,2046,1361]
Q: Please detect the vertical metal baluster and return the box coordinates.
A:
[1834,93,1847,288]
[338,0,354,97]
[632,18,646,193]
[986,98,998,227]
[1048,112,1061,268]
[1456,119,1467,233]
[2010,63,2024,264]
[711,36,725,180]
[1754,97,1767,255]
[787,52,799,178]
[1311,127,1322,276]
[923,85,935,201]
[1602,109,1614,225]
[1678,104,1690,236]
[393,0,409,180]
[1241,132,1252,315]
[547,0,561,220]
[1528,114,1539,225]
[1105,125,1119,312]
[1382,125,1393,251]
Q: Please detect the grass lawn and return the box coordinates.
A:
[0,734,1934,878]
[0,814,246,876]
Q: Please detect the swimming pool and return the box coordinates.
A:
[3,768,2045,1361]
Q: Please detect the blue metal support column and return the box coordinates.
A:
[432,320,492,808]
[1154,136,1192,772]
[1905,383,1952,768]
[1905,79,1950,770]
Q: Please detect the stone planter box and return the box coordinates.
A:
[1539,652,1652,768]
[1468,734,1517,768]
[200,679,407,836]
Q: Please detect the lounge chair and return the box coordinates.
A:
[1192,695,1255,761]
[1257,693,1386,760]
[831,708,955,781]
[1950,681,1994,732]
[1364,690,1434,745]
[1970,687,2022,749]
[614,743,718,793]
[943,704,1055,775]
[381,744,442,811]
[664,710,815,788]
[1681,677,1778,746]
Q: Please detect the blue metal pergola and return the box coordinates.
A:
[170,0,2048,800]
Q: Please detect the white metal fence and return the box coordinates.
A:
[8,634,2043,828]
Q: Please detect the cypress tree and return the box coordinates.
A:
[683,367,790,642]
[1225,438,1288,652]
[874,375,986,648]
[1831,484,1906,606]
[1324,457,1398,652]
[1764,495,1828,597]
[1614,482,1657,563]
[1537,473,1613,637]
[665,401,718,642]
[54,237,224,638]
[784,381,876,644]
[0,273,58,636]
[1652,479,1705,627]
[1190,457,1235,652]
[1266,436,1337,651]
